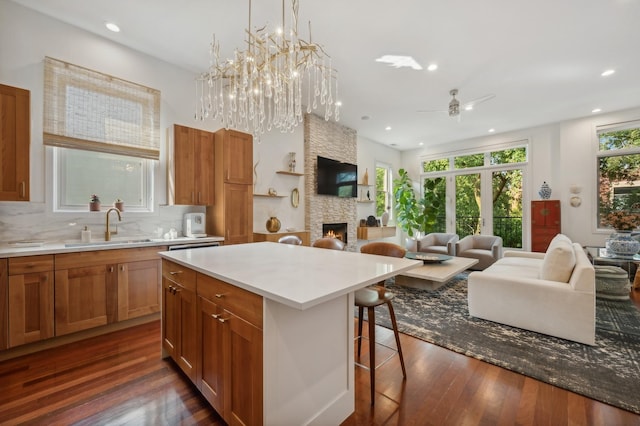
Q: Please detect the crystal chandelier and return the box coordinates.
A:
[195,0,340,140]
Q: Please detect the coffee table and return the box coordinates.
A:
[395,256,479,290]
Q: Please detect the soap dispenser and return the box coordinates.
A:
[81,226,91,243]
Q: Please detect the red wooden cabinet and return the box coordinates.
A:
[531,200,561,252]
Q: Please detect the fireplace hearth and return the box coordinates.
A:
[322,223,348,245]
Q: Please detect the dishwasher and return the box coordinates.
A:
[168,241,221,251]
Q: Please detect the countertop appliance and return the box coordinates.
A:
[183,212,206,238]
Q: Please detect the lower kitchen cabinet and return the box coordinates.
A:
[0,259,8,350]
[7,255,54,347]
[196,273,263,425]
[162,259,197,382]
[55,247,165,337]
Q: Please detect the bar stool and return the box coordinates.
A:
[312,237,346,250]
[277,235,303,245]
[357,242,407,404]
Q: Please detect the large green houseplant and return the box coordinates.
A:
[393,168,443,242]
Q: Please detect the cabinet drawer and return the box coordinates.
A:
[8,255,54,274]
[162,259,196,291]
[197,273,263,329]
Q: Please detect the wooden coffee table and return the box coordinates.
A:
[395,256,479,290]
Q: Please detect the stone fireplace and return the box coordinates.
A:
[322,222,348,245]
[304,114,358,251]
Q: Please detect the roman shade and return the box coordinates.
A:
[43,57,160,160]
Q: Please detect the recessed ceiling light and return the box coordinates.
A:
[464,105,473,111]
[361,115,370,120]
[375,55,422,70]
[105,22,120,32]
[592,108,602,113]
[601,69,615,77]
[418,142,424,146]
[427,63,438,72]
[335,101,342,107]
[385,126,392,131]
[488,128,495,133]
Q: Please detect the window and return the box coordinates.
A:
[43,57,160,212]
[596,120,640,229]
[55,148,153,212]
[375,163,393,219]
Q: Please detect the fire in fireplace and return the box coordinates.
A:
[322,223,348,244]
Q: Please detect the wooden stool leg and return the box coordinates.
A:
[357,306,364,357]
[368,306,376,405]
[634,266,640,291]
[387,301,407,378]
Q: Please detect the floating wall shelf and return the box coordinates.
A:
[276,171,304,176]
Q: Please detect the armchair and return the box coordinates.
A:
[417,233,458,256]
[455,235,503,270]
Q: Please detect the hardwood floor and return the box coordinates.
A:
[1,293,639,425]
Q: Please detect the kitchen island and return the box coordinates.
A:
[159,241,421,425]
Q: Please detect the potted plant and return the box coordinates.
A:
[114,198,124,212]
[89,194,101,211]
[393,169,443,250]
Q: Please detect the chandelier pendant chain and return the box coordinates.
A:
[196,0,340,140]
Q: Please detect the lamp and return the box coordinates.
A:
[195,0,340,140]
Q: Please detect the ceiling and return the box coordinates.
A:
[10,0,640,150]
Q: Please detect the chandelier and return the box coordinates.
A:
[195,0,340,140]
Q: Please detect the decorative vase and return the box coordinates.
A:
[538,181,552,199]
[266,216,281,233]
[606,231,640,259]
[288,152,296,172]
[114,201,124,211]
[89,202,100,211]
[381,210,389,226]
[362,168,369,185]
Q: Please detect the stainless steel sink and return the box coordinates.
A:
[64,238,152,248]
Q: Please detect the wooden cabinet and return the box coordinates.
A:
[0,84,30,201]
[0,259,8,350]
[8,256,54,347]
[357,226,396,240]
[207,129,253,245]
[531,200,561,252]
[196,273,263,426]
[55,247,164,336]
[171,124,215,205]
[253,230,311,246]
[162,259,198,381]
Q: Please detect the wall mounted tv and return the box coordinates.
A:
[316,155,358,198]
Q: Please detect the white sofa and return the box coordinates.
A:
[467,234,596,345]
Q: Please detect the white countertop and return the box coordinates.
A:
[160,242,422,310]
[0,236,224,258]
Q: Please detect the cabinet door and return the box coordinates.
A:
[173,124,196,205]
[176,286,197,382]
[0,84,30,201]
[54,264,117,336]
[0,259,8,350]
[162,276,179,358]
[225,313,263,426]
[224,183,253,244]
[8,271,54,347]
[194,129,215,205]
[219,130,253,185]
[197,296,225,414]
[117,259,161,321]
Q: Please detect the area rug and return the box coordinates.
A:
[368,273,640,414]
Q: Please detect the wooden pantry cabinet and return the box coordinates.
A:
[171,124,215,205]
[206,128,253,245]
[55,246,165,336]
[7,255,54,347]
[0,84,30,201]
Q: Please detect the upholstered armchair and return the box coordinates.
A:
[417,233,459,256]
[455,235,503,270]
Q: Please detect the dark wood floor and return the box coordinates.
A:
[1,291,639,425]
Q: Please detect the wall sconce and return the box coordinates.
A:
[569,184,582,207]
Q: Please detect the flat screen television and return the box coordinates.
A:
[316,155,358,198]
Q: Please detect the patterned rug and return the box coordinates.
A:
[368,273,640,414]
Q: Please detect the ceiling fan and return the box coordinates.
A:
[419,89,495,118]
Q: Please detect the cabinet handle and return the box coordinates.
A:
[215,293,227,298]
[20,181,25,198]
[120,265,125,272]
[218,317,230,323]
[109,266,114,273]
[192,192,195,203]
[198,191,201,204]
[169,271,183,275]
[210,313,220,319]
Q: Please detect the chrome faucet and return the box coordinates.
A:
[105,207,122,241]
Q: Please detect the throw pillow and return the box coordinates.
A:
[541,240,576,283]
